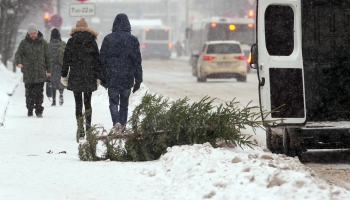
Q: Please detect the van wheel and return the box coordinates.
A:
[266,127,283,154]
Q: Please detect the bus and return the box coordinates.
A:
[139,26,172,59]
[186,17,255,75]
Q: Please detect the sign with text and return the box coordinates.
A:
[69,3,95,17]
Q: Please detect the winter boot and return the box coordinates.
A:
[51,90,56,106]
[27,110,33,117]
[114,123,123,134]
[59,94,64,106]
[76,117,85,139]
[85,109,92,135]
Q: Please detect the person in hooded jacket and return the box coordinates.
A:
[99,13,143,132]
[61,17,100,138]
[15,23,51,118]
[49,28,66,106]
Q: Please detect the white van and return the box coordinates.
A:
[251,0,350,157]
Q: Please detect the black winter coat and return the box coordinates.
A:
[99,13,143,89]
[49,39,65,90]
[62,28,100,92]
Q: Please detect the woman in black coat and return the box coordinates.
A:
[49,28,66,106]
[61,17,100,139]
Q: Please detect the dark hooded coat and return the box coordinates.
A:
[15,31,51,83]
[99,13,143,89]
[61,27,100,92]
[49,28,66,90]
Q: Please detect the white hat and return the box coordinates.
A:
[27,23,38,34]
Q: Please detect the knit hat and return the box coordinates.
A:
[27,23,38,34]
[50,28,61,41]
[76,17,88,28]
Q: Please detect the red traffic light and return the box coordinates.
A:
[44,12,50,21]
[77,0,87,2]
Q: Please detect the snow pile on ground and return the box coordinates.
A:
[0,91,9,125]
[138,143,350,200]
[0,62,21,95]
[0,61,21,125]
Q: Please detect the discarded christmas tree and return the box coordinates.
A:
[78,93,265,161]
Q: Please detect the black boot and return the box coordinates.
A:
[27,109,33,117]
[59,90,64,106]
[85,111,91,134]
[51,90,56,106]
[76,117,85,139]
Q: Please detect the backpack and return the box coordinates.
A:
[57,41,66,65]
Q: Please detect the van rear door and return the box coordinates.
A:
[257,0,306,124]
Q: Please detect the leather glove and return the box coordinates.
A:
[61,77,68,86]
[97,79,101,87]
[132,82,141,93]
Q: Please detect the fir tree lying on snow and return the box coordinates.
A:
[78,93,265,161]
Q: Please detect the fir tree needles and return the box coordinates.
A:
[78,93,264,161]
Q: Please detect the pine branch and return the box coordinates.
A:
[78,93,270,162]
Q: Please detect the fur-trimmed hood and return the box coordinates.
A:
[70,27,99,39]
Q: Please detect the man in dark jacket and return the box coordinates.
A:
[15,23,51,118]
[99,13,143,132]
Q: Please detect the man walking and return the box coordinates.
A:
[99,13,143,132]
[15,23,51,117]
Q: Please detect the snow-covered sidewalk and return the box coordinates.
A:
[0,78,350,199]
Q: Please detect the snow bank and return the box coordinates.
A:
[139,143,350,200]
[0,61,21,125]
[0,62,21,95]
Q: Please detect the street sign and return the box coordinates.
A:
[69,3,95,17]
[50,14,63,28]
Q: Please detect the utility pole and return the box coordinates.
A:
[167,0,170,27]
[186,0,189,26]
[56,0,60,31]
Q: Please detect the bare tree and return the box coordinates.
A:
[0,0,46,71]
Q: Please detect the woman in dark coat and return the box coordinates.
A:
[49,28,66,106]
[61,17,100,138]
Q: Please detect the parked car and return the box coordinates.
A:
[196,41,247,82]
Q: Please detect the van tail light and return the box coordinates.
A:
[168,43,173,49]
[203,56,215,60]
[141,44,146,49]
[234,55,245,60]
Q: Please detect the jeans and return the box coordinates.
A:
[25,82,44,114]
[73,92,92,131]
[108,87,131,126]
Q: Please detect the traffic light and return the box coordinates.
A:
[44,12,51,29]
[248,10,255,18]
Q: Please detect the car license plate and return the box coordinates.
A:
[217,62,231,67]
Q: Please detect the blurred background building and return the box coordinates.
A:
[20,0,256,43]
